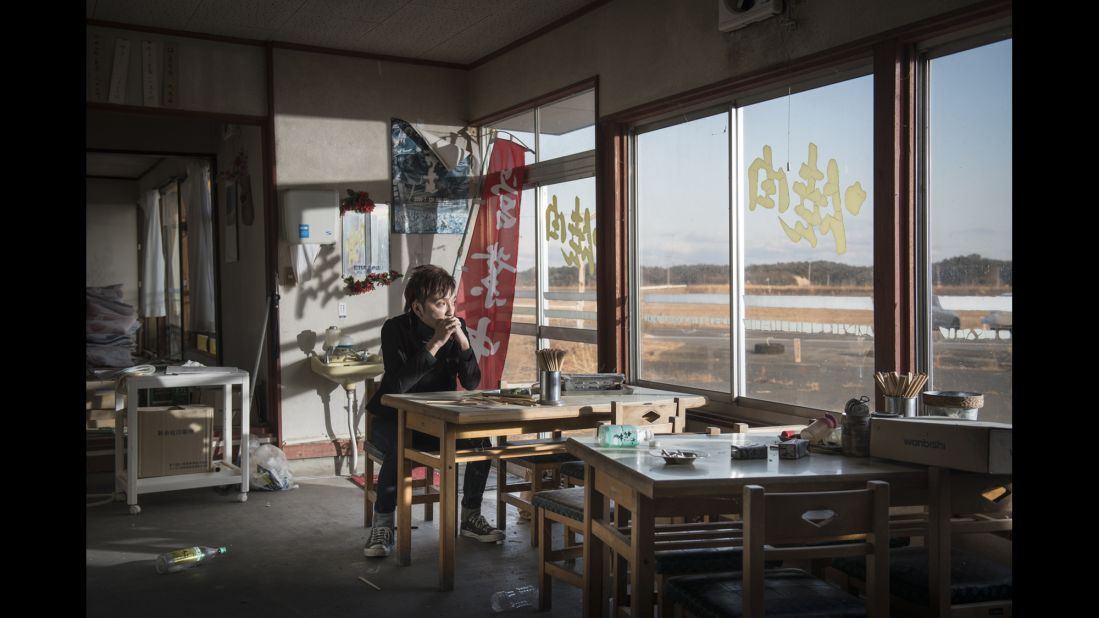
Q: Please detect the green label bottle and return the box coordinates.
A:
[155,546,228,574]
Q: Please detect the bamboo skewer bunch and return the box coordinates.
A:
[874,371,928,398]
[537,348,567,373]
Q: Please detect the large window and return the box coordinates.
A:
[923,38,1012,423]
[741,77,874,410]
[633,75,874,413]
[484,88,598,386]
[636,112,731,391]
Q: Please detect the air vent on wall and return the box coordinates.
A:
[718,0,783,32]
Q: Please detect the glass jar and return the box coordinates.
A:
[841,411,871,457]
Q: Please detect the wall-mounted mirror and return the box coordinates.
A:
[341,203,390,279]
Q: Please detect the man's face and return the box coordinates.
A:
[413,292,456,329]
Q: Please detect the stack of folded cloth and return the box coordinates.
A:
[86,284,140,367]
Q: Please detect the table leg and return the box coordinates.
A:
[397,408,413,566]
[438,425,457,590]
[628,494,655,617]
[126,382,139,510]
[928,467,951,617]
[239,375,250,495]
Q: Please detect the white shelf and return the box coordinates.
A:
[113,369,250,512]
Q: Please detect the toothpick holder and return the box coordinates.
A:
[539,370,563,406]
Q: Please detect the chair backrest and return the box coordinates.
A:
[742,481,890,618]
[612,400,681,434]
[926,467,1012,615]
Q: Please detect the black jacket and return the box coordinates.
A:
[365,312,481,419]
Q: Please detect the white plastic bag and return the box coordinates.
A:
[250,443,295,491]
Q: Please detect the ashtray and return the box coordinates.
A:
[649,448,704,465]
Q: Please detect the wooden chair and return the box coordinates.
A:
[495,431,581,546]
[611,399,682,434]
[664,480,892,618]
[827,467,1013,617]
[533,486,587,610]
[363,412,440,528]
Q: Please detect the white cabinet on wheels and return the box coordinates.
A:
[113,369,250,513]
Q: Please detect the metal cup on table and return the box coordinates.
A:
[883,396,917,417]
[539,370,563,405]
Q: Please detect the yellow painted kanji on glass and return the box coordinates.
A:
[747,143,866,255]
[544,194,596,276]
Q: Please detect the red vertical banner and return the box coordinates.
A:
[456,139,527,388]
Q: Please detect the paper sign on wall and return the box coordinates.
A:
[108,38,131,105]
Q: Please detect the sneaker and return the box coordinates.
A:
[460,512,505,542]
[363,525,394,558]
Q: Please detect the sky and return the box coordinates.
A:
[635,38,1012,268]
[485,38,1011,272]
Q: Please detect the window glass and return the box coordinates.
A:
[542,177,598,330]
[485,110,536,166]
[539,90,595,161]
[478,89,596,388]
[740,75,874,409]
[512,188,537,325]
[636,112,731,391]
[544,338,599,374]
[927,39,1012,423]
[500,333,538,388]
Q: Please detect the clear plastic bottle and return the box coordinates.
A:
[490,585,537,612]
[155,546,228,574]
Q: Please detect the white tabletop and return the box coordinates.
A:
[566,433,928,498]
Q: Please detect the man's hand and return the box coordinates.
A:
[448,317,470,350]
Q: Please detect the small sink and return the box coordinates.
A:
[310,356,384,390]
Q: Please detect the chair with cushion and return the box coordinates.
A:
[664,480,892,618]
[495,432,581,546]
[533,486,587,610]
[827,467,1012,616]
[363,412,440,528]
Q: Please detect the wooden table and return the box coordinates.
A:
[381,387,706,591]
[565,431,932,617]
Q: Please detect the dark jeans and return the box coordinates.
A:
[369,413,491,514]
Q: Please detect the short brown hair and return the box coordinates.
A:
[403,264,456,312]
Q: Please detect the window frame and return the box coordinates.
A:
[475,80,599,354]
[606,6,1011,425]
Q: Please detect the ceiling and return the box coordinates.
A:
[86,0,605,66]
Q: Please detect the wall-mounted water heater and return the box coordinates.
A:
[282,189,338,244]
[718,0,783,32]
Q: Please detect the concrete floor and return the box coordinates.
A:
[86,458,581,617]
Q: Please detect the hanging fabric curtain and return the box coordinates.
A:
[140,189,167,317]
[185,161,217,334]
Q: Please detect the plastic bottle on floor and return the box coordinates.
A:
[155,546,228,574]
[490,585,537,612]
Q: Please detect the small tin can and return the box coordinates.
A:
[778,438,810,459]
[731,443,768,460]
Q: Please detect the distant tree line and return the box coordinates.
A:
[514,254,1010,288]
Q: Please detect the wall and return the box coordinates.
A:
[469,0,989,119]
[87,25,266,116]
[217,124,270,420]
[86,179,139,310]
[86,108,221,155]
[272,48,469,446]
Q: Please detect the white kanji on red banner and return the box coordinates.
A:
[456,140,527,388]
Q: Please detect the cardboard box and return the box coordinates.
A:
[138,405,214,478]
[86,379,117,410]
[86,408,116,429]
[869,417,1011,474]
